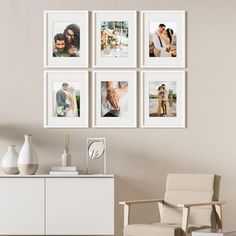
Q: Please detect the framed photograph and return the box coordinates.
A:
[141,71,185,128]
[93,71,137,128]
[44,11,88,68]
[141,11,185,68]
[44,71,88,128]
[93,11,137,68]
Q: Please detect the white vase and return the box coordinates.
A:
[1,145,19,174]
[61,150,72,167]
[18,134,39,175]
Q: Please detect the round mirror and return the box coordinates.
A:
[88,140,105,159]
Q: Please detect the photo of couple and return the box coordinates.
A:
[101,21,128,58]
[53,23,80,57]
[149,22,177,57]
[53,82,80,117]
[101,81,129,117]
[149,81,177,117]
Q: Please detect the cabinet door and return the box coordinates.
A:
[46,178,114,235]
[0,178,44,235]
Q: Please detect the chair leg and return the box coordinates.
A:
[215,204,223,229]
[124,204,131,227]
[181,207,190,236]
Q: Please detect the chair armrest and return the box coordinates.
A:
[179,201,225,234]
[119,199,164,205]
[177,201,225,208]
[120,199,165,227]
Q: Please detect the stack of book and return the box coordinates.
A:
[49,166,79,176]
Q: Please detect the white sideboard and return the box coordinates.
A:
[0,175,114,235]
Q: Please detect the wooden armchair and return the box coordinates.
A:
[120,174,224,236]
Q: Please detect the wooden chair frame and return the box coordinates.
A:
[119,199,225,236]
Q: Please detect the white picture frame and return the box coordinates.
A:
[93,11,137,68]
[44,71,88,128]
[93,71,137,128]
[44,11,88,68]
[141,71,185,128]
[141,11,185,68]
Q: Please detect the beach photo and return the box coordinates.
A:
[101,21,128,58]
[52,22,80,57]
[149,81,177,117]
[52,81,80,117]
[141,71,185,128]
[149,22,177,58]
[101,81,129,117]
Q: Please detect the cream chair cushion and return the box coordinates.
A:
[161,174,217,226]
[124,223,182,236]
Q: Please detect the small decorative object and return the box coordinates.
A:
[93,71,137,128]
[141,11,185,68]
[18,134,39,175]
[61,134,72,167]
[87,138,106,174]
[1,145,19,174]
[93,11,137,67]
[44,11,88,68]
[44,71,88,128]
[141,71,185,128]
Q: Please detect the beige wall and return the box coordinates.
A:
[0,0,236,235]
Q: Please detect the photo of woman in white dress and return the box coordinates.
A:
[64,86,78,117]
[149,22,177,58]
[149,81,177,117]
[53,82,80,117]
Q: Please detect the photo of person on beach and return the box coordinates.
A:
[149,81,177,117]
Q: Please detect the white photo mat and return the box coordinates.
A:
[93,71,137,128]
[141,71,185,128]
[141,11,185,68]
[44,71,88,128]
[44,11,88,68]
[93,11,137,68]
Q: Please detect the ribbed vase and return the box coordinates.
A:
[18,134,39,175]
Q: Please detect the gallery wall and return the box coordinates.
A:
[0,0,236,235]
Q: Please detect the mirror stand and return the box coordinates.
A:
[86,138,106,174]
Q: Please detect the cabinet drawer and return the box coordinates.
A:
[0,178,44,235]
[45,178,114,235]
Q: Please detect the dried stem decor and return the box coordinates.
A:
[63,134,70,154]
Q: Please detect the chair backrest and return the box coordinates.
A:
[160,174,221,226]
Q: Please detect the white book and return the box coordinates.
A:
[51,166,78,171]
[49,171,79,176]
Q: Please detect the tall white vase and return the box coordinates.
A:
[18,134,39,175]
[1,145,19,174]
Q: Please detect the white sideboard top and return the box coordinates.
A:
[0,174,114,178]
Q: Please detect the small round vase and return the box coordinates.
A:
[18,134,39,175]
[1,145,19,174]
